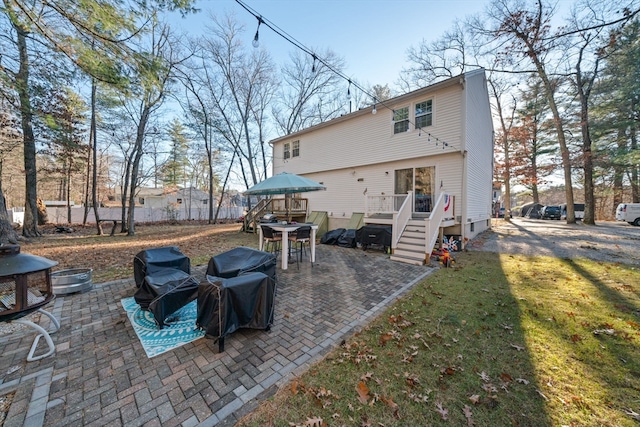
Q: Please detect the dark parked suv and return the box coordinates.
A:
[541,205,561,220]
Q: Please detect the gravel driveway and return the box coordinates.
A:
[469,217,640,266]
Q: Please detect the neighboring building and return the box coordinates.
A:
[269,69,494,265]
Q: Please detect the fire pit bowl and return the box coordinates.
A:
[52,268,93,295]
[0,244,60,361]
[0,245,58,322]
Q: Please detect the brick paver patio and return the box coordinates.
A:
[0,244,433,426]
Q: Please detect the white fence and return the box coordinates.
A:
[10,206,243,225]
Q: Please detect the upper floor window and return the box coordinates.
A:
[415,100,433,128]
[292,140,300,157]
[284,142,291,160]
[393,107,409,134]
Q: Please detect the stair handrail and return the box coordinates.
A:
[243,198,271,232]
[392,191,413,249]
[424,193,450,254]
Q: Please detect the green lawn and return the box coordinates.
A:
[238,252,640,427]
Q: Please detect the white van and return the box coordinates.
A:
[617,203,640,226]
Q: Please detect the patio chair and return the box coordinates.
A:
[133,246,198,329]
[261,225,282,257]
[288,225,312,268]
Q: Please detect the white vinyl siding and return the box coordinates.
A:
[301,154,464,226]
[272,85,463,176]
[269,70,492,240]
[463,70,494,235]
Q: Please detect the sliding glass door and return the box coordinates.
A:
[394,167,435,213]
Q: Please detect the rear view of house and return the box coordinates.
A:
[267,69,494,264]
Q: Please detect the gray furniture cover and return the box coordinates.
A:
[206,246,276,280]
[198,247,277,351]
[133,246,198,329]
[196,272,276,352]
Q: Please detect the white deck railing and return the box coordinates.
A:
[424,193,450,254]
[365,194,408,216]
[392,191,413,248]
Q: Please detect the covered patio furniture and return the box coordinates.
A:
[196,272,276,352]
[356,225,392,252]
[206,246,277,280]
[320,228,347,245]
[133,246,198,329]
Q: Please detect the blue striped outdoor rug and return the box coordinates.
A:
[121,297,205,358]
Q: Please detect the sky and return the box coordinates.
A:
[169,0,492,91]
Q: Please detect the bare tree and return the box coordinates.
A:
[272,49,345,135]
[489,75,519,220]
[563,0,635,224]
[198,14,278,189]
[475,0,578,222]
[401,20,479,92]
[118,21,186,235]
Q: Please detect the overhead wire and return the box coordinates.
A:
[234,0,457,151]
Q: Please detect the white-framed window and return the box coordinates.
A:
[415,99,433,128]
[292,140,300,157]
[393,107,409,134]
[284,142,290,160]
[177,198,183,204]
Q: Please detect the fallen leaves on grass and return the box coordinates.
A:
[435,402,449,420]
[288,417,326,427]
[463,404,475,426]
[356,381,370,404]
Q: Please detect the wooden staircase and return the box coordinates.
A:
[389,219,427,266]
[387,193,455,266]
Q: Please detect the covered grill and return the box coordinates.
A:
[260,213,278,223]
[0,244,60,361]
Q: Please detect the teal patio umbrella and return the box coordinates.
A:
[243,172,326,196]
[243,172,326,220]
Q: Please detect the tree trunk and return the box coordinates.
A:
[127,108,149,236]
[14,23,40,237]
[631,99,639,203]
[0,219,20,245]
[66,160,72,224]
[613,128,625,215]
[90,80,102,234]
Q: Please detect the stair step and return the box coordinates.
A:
[393,248,425,258]
[390,254,425,266]
[403,230,425,239]
[399,235,425,244]
[397,241,423,251]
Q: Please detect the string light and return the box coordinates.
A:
[252,16,263,48]
[234,0,456,150]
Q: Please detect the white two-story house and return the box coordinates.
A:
[268,69,494,265]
